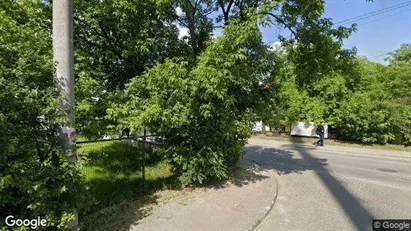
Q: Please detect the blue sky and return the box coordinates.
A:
[265,0,411,64]
[209,0,411,64]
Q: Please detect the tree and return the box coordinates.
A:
[106,0,375,184]
[0,0,90,228]
[73,0,187,138]
[73,0,186,91]
[327,53,411,145]
[383,44,411,144]
[175,0,214,58]
[74,0,361,139]
[108,15,274,185]
[387,43,411,62]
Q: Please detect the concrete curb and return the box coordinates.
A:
[245,158,279,231]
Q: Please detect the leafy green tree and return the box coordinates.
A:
[74,0,184,91]
[263,50,358,128]
[384,44,411,101]
[74,0,361,139]
[0,1,90,228]
[73,0,188,138]
[260,10,408,146]
[383,44,411,144]
[108,16,274,185]
[327,51,411,145]
[175,0,214,58]
[330,91,394,144]
[387,43,411,62]
[246,0,360,129]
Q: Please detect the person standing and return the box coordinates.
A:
[315,123,325,146]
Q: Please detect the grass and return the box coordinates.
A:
[76,140,177,230]
[251,133,411,152]
[77,135,89,143]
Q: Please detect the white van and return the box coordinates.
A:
[290,122,328,138]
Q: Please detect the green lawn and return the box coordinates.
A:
[252,133,411,152]
[77,140,175,230]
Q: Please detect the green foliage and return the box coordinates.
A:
[288,23,356,90]
[176,0,214,58]
[74,0,183,90]
[109,17,272,186]
[329,46,411,145]
[0,1,89,228]
[330,92,410,145]
[267,42,410,145]
[387,43,411,63]
[255,0,362,129]
[74,0,359,140]
[73,0,187,138]
[330,92,393,144]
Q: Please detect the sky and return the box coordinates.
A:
[325,0,411,64]
[178,0,411,64]
[260,0,411,64]
[259,0,411,64]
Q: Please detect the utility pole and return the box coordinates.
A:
[52,1,79,228]
[53,0,77,163]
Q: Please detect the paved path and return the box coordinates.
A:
[129,159,278,231]
[246,139,411,231]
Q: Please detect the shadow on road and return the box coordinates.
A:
[244,143,375,230]
[290,144,375,230]
[245,145,328,175]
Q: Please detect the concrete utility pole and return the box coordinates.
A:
[52,0,77,163]
[53,2,79,228]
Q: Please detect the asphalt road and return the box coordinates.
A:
[245,139,411,231]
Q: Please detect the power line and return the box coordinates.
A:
[333,1,411,26]
[334,1,410,25]
[371,52,391,58]
[357,10,410,27]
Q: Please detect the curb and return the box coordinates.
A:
[245,158,279,231]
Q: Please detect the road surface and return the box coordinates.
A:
[245,139,411,231]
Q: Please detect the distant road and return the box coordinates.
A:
[245,139,411,231]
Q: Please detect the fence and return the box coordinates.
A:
[76,131,164,216]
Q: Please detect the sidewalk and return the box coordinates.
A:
[129,159,278,231]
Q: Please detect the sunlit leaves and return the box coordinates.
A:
[0,1,90,228]
[109,17,272,185]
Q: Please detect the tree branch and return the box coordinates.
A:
[97,21,123,58]
[267,13,297,38]
[225,0,235,22]
[217,0,234,23]
[176,17,189,28]
[193,0,201,13]
[217,0,227,18]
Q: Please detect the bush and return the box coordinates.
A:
[108,17,272,186]
[328,56,411,145]
[329,93,393,144]
[329,91,411,145]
